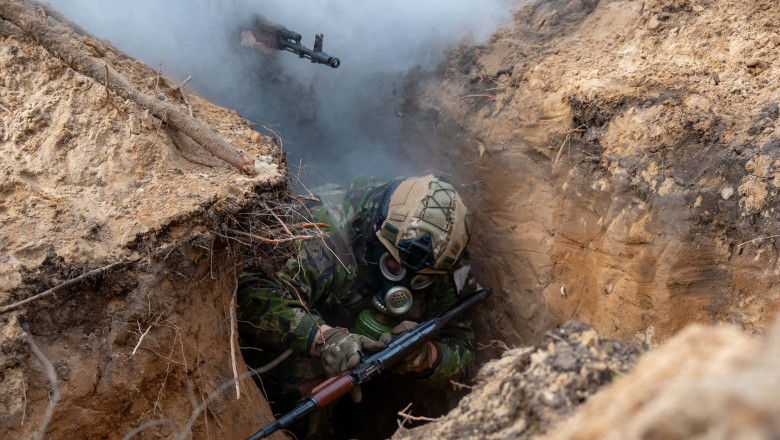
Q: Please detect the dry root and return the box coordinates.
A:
[0,259,137,314]
[397,403,439,428]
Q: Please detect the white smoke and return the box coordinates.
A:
[46,0,512,185]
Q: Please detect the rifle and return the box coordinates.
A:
[246,287,493,440]
[249,16,341,69]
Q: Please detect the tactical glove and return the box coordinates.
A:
[314,327,386,377]
[380,321,437,374]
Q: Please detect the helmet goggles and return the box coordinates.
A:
[395,234,435,272]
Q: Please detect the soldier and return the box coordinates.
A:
[237,175,476,437]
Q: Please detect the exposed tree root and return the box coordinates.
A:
[0,0,259,175]
[0,259,136,314]
[22,323,60,440]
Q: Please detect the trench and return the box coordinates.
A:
[5,0,780,439]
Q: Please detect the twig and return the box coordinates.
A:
[0,260,131,314]
[290,222,330,232]
[0,101,13,115]
[277,277,325,345]
[449,379,473,391]
[179,75,193,117]
[255,348,293,374]
[397,403,438,427]
[477,339,511,351]
[103,64,128,120]
[551,129,571,175]
[21,323,60,440]
[291,195,320,203]
[20,369,27,426]
[155,59,161,95]
[263,201,293,236]
[551,124,587,175]
[121,419,180,440]
[230,263,241,401]
[477,339,510,351]
[131,323,153,356]
[226,228,315,243]
[458,94,495,100]
[737,234,780,247]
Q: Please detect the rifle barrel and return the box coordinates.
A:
[278,40,340,68]
[246,398,318,440]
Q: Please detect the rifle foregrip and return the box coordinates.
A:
[310,374,355,407]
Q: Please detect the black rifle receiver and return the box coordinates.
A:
[275,25,341,68]
[246,287,493,440]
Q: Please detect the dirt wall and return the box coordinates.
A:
[0,3,288,438]
[401,0,780,348]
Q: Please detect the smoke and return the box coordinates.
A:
[46,0,511,186]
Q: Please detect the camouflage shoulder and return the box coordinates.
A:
[344,175,399,222]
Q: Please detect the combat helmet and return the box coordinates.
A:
[375,175,470,275]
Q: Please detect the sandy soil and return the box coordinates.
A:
[1,5,287,439]
[392,321,636,440]
[393,0,780,438]
[401,0,780,349]
[5,0,780,438]
[545,319,780,440]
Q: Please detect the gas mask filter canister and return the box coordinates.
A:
[373,253,435,316]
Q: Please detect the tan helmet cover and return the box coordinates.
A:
[376,175,470,274]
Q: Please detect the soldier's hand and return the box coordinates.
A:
[379,320,419,344]
[380,321,438,374]
[314,327,385,377]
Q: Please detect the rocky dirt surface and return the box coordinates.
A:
[401,0,780,349]
[546,319,780,440]
[394,317,780,440]
[392,321,636,440]
[0,3,288,439]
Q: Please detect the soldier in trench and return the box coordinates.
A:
[237,174,478,438]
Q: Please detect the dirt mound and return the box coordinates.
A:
[392,321,635,440]
[1,2,287,439]
[400,0,780,349]
[546,320,780,439]
[393,318,780,440]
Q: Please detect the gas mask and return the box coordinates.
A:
[372,252,436,316]
[351,249,438,340]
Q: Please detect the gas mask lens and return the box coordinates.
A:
[410,274,435,290]
[379,253,406,281]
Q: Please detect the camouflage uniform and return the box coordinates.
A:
[237,175,474,408]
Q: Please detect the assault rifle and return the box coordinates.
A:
[247,16,341,68]
[246,287,493,440]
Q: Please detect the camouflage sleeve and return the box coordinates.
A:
[412,277,475,387]
[237,205,355,357]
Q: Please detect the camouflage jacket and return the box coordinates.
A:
[237,176,475,386]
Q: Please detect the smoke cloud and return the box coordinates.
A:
[46,0,511,186]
